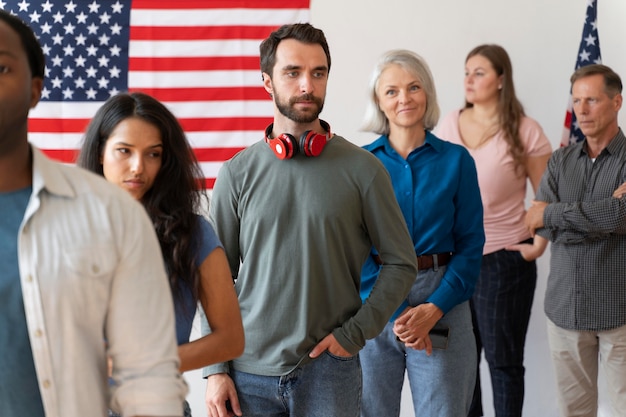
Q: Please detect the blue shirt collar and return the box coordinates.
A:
[363,130,442,156]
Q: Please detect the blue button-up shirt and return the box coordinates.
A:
[360,131,485,317]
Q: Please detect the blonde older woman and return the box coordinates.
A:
[359,49,485,417]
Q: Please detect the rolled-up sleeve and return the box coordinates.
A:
[108,200,187,416]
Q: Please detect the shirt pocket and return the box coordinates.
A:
[58,245,118,320]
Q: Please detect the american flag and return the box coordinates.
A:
[3,0,310,187]
[560,0,601,147]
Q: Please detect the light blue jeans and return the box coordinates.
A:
[230,351,361,417]
[360,266,476,417]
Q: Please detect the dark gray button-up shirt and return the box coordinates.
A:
[537,129,626,331]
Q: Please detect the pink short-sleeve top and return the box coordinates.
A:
[436,109,553,254]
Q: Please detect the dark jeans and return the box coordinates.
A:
[468,242,537,417]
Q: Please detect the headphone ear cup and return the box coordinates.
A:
[268,134,297,159]
[299,130,327,157]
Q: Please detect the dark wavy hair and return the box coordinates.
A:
[465,44,526,176]
[260,23,331,78]
[77,92,206,306]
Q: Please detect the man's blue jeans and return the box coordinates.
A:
[230,351,361,417]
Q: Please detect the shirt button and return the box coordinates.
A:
[92,264,100,274]
[34,329,43,338]
[26,275,33,283]
[42,380,51,389]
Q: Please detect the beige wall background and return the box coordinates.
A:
[186,1,626,416]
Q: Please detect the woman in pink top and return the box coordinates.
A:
[436,44,552,417]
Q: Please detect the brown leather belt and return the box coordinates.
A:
[373,252,452,270]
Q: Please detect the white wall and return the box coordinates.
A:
[186,1,626,416]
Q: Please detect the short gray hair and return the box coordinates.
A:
[362,49,440,135]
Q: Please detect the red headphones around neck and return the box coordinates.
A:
[264,120,331,160]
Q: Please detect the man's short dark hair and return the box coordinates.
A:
[0,10,45,80]
[259,23,331,78]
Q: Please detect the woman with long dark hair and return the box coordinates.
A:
[78,92,244,417]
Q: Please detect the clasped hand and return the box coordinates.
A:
[393,303,443,356]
